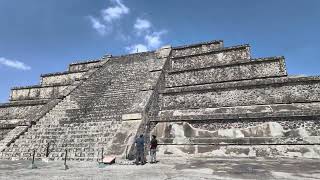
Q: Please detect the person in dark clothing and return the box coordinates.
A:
[150,135,158,163]
[135,134,145,165]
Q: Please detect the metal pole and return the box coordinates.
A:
[64,149,69,170]
[46,142,50,157]
[101,147,104,162]
[30,149,37,169]
[64,149,67,165]
[32,149,35,165]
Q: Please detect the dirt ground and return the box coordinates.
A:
[0,156,320,180]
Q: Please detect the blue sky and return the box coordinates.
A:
[0,0,320,102]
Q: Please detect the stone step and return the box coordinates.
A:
[158,137,320,145]
[40,71,87,86]
[171,40,223,58]
[0,126,28,152]
[1,50,162,160]
[166,56,287,87]
[68,59,103,72]
[158,102,320,121]
[170,44,250,72]
[0,104,45,122]
[10,85,72,101]
[161,76,320,110]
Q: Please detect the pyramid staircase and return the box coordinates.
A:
[1,39,320,160]
[0,47,171,160]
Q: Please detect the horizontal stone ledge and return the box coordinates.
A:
[159,102,320,120]
[122,113,143,120]
[0,99,49,108]
[168,56,285,74]
[171,44,250,60]
[11,84,74,90]
[112,51,155,58]
[0,118,26,124]
[166,57,287,88]
[161,76,320,94]
[10,85,73,101]
[40,81,82,87]
[40,70,89,77]
[9,97,64,103]
[69,59,102,66]
[172,40,223,50]
[159,137,320,145]
[153,112,320,122]
[0,124,16,129]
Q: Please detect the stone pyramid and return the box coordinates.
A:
[1,40,320,160]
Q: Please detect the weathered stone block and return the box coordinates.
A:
[166,57,287,87]
[122,113,142,120]
[41,71,86,86]
[171,45,250,72]
[171,40,223,58]
[161,80,320,109]
[2,40,320,161]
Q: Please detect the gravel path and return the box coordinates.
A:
[0,157,319,180]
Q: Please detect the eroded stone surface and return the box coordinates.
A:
[171,45,250,72]
[1,40,320,161]
[166,57,286,87]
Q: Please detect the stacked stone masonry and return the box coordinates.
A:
[1,40,320,160]
[0,59,102,143]
[0,49,170,160]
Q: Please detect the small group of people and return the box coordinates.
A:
[135,134,158,165]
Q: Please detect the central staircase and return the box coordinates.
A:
[0,49,170,160]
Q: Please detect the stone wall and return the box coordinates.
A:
[41,71,86,86]
[68,60,103,72]
[166,57,287,87]
[0,105,44,121]
[0,128,12,141]
[171,45,250,72]
[157,144,320,158]
[171,40,223,58]
[158,102,320,121]
[10,85,75,101]
[161,78,320,110]
[150,119,320,158]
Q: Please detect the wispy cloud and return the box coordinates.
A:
[0,57,31,70]
[145,31,166,48]
[101,0,129,22]
[126,18,167,53]
[87,2,168,52]
[88,16,108,35]
[134,18,151,32]
[88,0,129,36]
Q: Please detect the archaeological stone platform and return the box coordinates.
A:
[1,40,320,160]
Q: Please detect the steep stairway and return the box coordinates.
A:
[1,47,171,160]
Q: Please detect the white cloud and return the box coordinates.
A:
[0,57,31,70]
[126,44,148,53]
[101,0,129,22]
[125,30,167,53]
[145,34,161,48]
[134,18,151,31]
[88,16,108,35]
[145,31,166,48]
